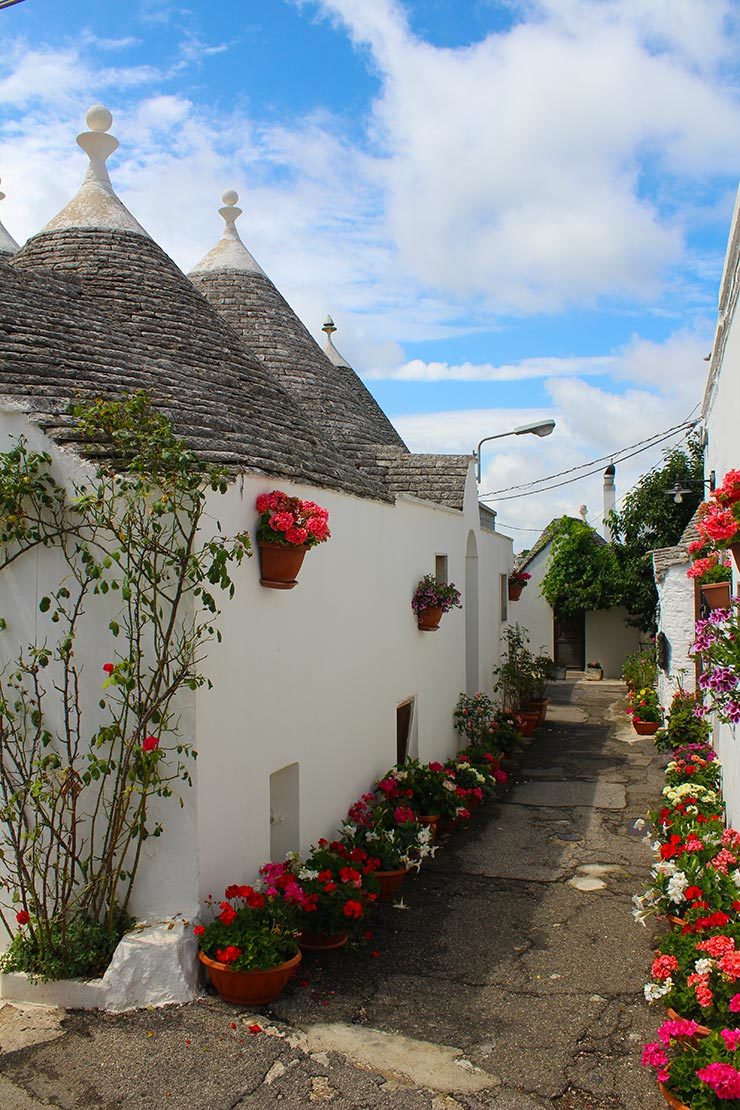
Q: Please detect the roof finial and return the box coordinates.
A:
[0,177,20,255]
[77,105,119,191]
[322,315,351,369]
[219,190,242,240]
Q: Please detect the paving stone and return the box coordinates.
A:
[511,782,626,809]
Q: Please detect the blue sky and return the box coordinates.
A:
[1,0,739,542]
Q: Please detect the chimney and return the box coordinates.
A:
[603,464,616,541]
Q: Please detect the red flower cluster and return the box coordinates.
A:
[255,491,331,548]
[216,945,242,964]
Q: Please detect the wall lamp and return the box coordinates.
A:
[474,419,556,483]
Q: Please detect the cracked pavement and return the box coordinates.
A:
[0,680,665,1108]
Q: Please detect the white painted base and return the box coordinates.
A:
[0,921,203,1012]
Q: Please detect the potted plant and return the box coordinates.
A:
[340,790,434,900]
[654,691,712,753]
[627,687,663,735]
[642,1022,740,1108]
[692,604,740,726]
[645,921,740,1031]
[525,653,553,722]
[586,661,603,681]
[375,760,463,837]
[255,490,330,589]
[411,574,462,631]
[507,569,531,601]
[453,691,499,749]
[193,885,301,1005]
[259,846,380,952]
[493,625,539,732]
[688,550,733,611]
[694,469,740,568]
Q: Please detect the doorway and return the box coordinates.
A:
[554,612,585,670]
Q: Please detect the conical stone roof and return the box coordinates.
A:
[189,193,408,458]
[0,178,19,255]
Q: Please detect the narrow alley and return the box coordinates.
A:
[0,680,665,1109]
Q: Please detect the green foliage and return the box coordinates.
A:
[621,649,657,690]
[492,625,552,711]
[655,690,711,752]
[0,392,250,979]
[610,436,704,631]
[0,908,133,982]
[540,518,622,617]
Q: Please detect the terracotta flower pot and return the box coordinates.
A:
[508,583,523,601]
[700,581,731,610]
[258,542,308,589]
[376,868,409,901]
[658,1082,691,1110]
[418,814,440,840]
[297,930,349,952]
[417,605,443,631]
[525,698,549,726]
[198,949,301,1005]
[632,718,660,736]
[665,1007,712,1043]
[516,710,539,737]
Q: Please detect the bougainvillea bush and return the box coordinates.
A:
[193,886,298,971]
[642,1022,740,1107]
[645,922,740,1026]
[255,490,330,547]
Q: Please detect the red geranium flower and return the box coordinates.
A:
[342,900,363,920]
[193,924,206,936]
[15,909,29,926]
[142,735,159,752]
[218,903,237,926]
[102,662,115,674]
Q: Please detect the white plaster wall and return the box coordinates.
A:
[194,467,513,904]
[705,282,740,827]
[0,413,514,926]
[0,411,200,944]
[655,563,697,709]
[585,608,641,680]
[508,547,554,659]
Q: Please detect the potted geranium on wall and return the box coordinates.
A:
[508,569,531,601]
[411,574,462,631]
[687,550,733,612]
[193,885,301,1005]
[694,469,740,568]
[255,490,330,589]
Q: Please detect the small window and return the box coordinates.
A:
[435,555,448,584]
[500,574,508,623]
[396,698,415,763]
[270,763,299,860]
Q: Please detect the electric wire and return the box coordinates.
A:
[480,421,697,503]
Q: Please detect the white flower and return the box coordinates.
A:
[418,826,432,844]
[644,979,672,1001]
[633,818,647,832]
[298,868,319,882]
[733,871,740,888]
[694,959,714,975]
[365,830,379,842]
[667,871,689,904]
[443,779,456,793]
[341,823,356,836]
[394,770,408,782]
[654,860,677,877]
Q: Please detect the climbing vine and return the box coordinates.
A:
[0,393,250,979]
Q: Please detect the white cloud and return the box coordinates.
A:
[309,0,740,311]
[365,354,616,381]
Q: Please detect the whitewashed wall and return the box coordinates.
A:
[655,561,696,709]
[704,197,740,826]
[195,466,513,906]
[507,546,554,659]
[0,412,513,931]
[585,609,641,680]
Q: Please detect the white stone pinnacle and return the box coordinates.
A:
[322,315,351,369]
[42,104,149,237]
[0,176,20,255]
[189,188,266,276]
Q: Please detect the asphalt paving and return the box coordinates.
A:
[0,679,666,1109]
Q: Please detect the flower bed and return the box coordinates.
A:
[636,691,740,1107]
[190,688,527,1004]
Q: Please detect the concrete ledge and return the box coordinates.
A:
[0,920,203,1012]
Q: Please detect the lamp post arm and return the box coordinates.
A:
[474,431,515,483]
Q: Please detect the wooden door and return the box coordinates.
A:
[554,612,585,670]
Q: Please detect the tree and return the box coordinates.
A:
[540,517,622,617]
[609,436,704,632]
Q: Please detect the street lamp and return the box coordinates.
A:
[474,419,556,483]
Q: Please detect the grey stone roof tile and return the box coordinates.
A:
[3,230,389,500]
[373,447,471,511]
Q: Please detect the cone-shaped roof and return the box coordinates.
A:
[189,193,407,457]
[0,178,19,254]
[4,112,389,500]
